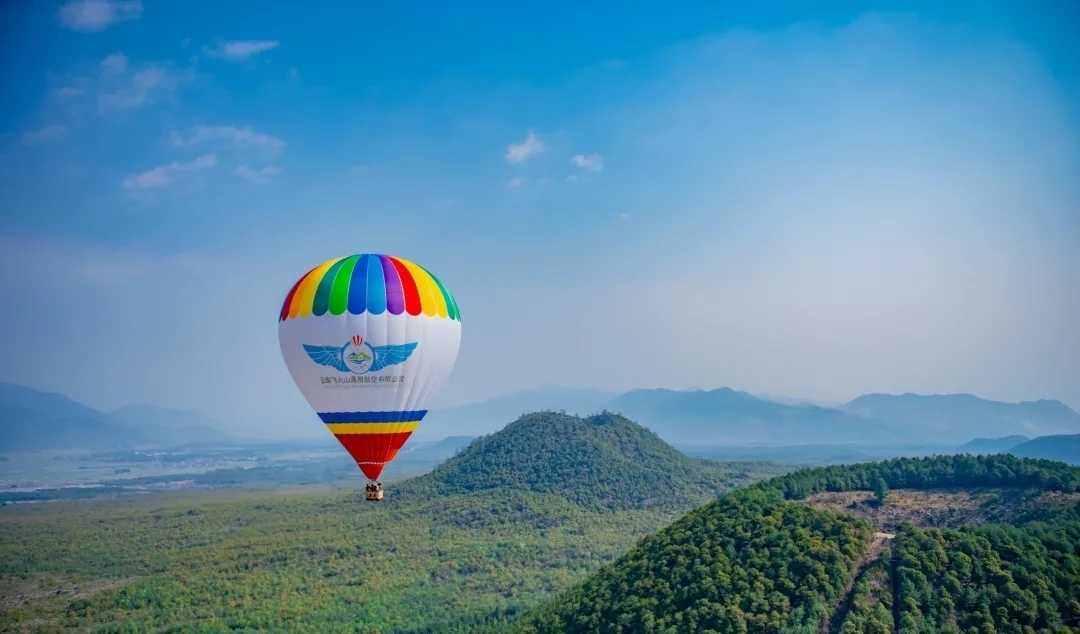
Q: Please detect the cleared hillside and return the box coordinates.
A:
[804,488,1080,531]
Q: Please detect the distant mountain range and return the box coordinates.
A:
[110,404,234,445]
[421,386,1080,448]
[961,435,1031,455]
[5,380,1080,456]
[418,385,617,438]
[1009,434,1080,466]
[839,393,1080,445]
[0,382,234,451]
[606,388,910,446]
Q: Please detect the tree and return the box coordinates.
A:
[872,476,890,504]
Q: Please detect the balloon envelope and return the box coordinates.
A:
[277,254,461,480]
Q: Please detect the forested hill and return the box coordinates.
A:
[504,486,873,633]
[395,411,744,512]
[756,452,1080,500]
[501,454,1080,634]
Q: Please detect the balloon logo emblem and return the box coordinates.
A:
[302,336,417,375]
[277,254,462,490]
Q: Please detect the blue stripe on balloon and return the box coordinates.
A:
[317,411,429,423]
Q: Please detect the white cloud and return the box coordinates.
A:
[618,213,630,220]
[54,86,86,100]
[564,174,579,182]
[57,0,142,32]
[571,154,604,172]
[170,125,285,155]
[233,165,282,182]
[121,153,217,190]
[506,177,524,189]
[506,131,546,164]
[21,125,68,146]
[100,52,129,75]
[98,65,189,109]
[53,76,92,101]
[211,40,280,60]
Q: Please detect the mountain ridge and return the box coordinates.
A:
[1009,434,1080,466]
[960,434,1030,454]
[0,382,234,451]
[110,404,234,444]
[606,387,910,445]
[5,380,1079,452]
[425,387,1080,447]
[840,392,1080,443]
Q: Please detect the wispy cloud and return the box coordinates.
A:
[98,65,189,109]
[233,165,282,182]
[0,236,207,287]
[99,52,129,75]
[22,125,68,146]
[121,153,217,190]
[506,131,546,164]
[57,0,142,32]
[170,125,285,155]
[506,177,524,189]
[54,86,86,100]
[205,40,280,60]
[571,154,604,172]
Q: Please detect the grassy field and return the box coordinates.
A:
[0,484,680,633]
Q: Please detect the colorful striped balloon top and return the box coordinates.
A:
[280,254,460,322]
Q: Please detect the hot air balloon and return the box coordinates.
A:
[278,254,461,501]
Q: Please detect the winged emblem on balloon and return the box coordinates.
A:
[303,337,418,375]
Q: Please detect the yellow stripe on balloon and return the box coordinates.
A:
[326,421,421,435]
[294,257,344,319]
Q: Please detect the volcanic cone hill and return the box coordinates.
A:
[395,411,734,512]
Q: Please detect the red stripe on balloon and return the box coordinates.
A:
[334,432,413,480]
[389,257,422,316]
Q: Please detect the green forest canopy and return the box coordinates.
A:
[502,454,1080,634]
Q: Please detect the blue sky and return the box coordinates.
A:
[1,0,1078,438]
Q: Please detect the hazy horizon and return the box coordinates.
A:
[2,1,1078,441]
[6,378,1079,443]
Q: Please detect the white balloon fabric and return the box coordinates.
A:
[277,254,461,481]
